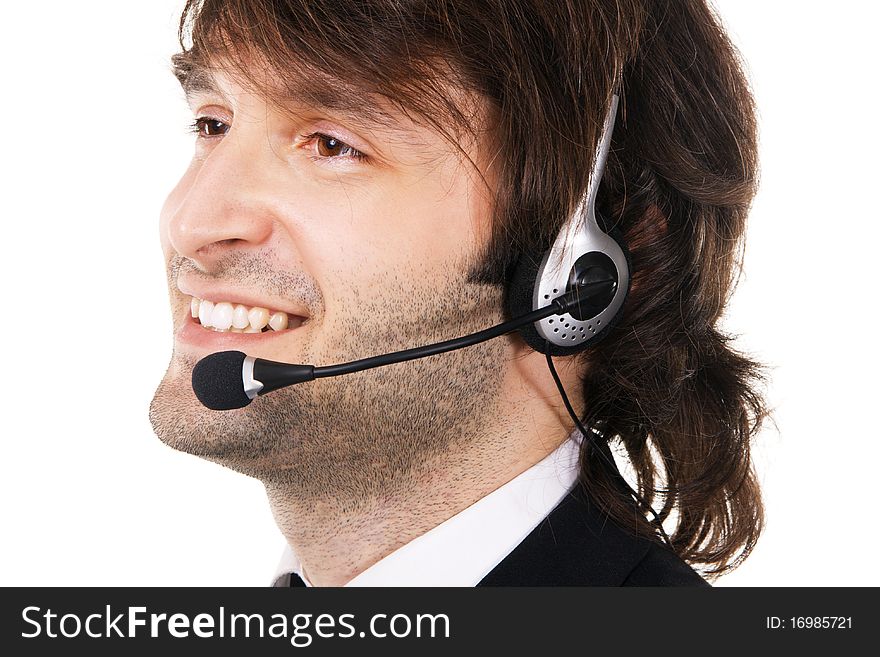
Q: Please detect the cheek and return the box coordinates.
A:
[301,175,485,280]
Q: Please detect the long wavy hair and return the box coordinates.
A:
[173,0,769,578]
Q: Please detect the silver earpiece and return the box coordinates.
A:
[532,92,629,348]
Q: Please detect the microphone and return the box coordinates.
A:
[192,279,614,410]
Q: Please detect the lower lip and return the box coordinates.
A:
[176,316,305,352]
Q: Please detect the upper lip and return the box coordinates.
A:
[178,280,311,318]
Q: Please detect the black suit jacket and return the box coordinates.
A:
[478,487,708,586]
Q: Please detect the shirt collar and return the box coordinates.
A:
[272,434,581,587]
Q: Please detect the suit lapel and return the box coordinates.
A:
[477,485,651,586]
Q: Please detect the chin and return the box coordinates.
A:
[148,360,303,482]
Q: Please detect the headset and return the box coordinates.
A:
[505,91,629,356]
[504,90,671,546]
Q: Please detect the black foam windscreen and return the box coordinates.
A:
[191,350,252,410]
[504,225,632,356]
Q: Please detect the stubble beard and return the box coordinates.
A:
[149,260,510,508]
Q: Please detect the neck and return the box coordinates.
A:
[264,348,583,587]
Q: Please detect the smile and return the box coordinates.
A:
[189,296,305,333]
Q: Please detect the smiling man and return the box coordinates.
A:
[150,0,768,587]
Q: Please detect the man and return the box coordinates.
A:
[151,0,766,586]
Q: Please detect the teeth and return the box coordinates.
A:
[268,312,288,331]
[198,300,214,327]
[248,306,269,330]
[232,304,250,329]
[189,297,298,333]
[211,302,234,330]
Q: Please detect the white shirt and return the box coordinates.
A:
[272,435,581,587]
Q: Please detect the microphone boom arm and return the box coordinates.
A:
[303,281,611,382]
[194,281,615,409]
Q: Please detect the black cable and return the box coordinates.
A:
[544,345,673,549]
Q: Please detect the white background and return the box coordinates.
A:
[1,1,876,586]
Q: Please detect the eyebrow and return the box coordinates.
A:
[174,61,219,100]
[171,55,428,146]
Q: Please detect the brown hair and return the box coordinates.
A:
[173,0,769,578]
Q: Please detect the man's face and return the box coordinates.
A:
[150,64,510,497]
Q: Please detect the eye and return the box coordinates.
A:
[188,117,229,138]
[307,133,366,160]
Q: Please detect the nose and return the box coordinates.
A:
[165,136,276,268]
